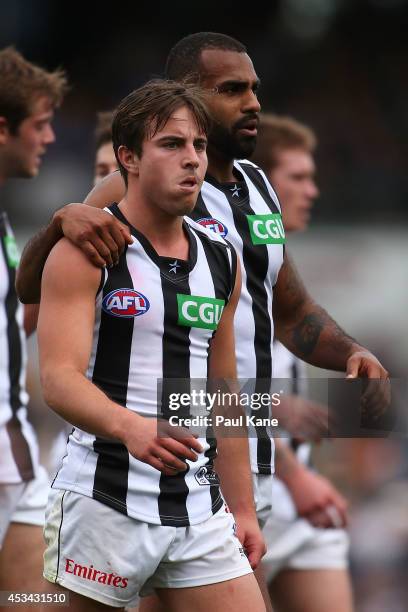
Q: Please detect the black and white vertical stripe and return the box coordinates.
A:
[157,260,192,525]
[92,255,132,511]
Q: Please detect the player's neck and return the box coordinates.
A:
[0,153,19,185]
[207,145,236,183]
[0,156,8,186]
[118,195,189,259]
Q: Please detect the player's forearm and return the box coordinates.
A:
[274,438,306,486]
[215,436,257,518]
[84,170,125,207]
[276,300,362,371]
[41,363,135,443]
[273,254,362,370]
[15,212,63,304]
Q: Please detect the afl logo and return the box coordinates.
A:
[197,217,228,238]
[102,288,150,318]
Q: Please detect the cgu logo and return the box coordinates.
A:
[177,294,225,330]
[196,217,228,238]
[102,288,150,318]
[247,213,286,245]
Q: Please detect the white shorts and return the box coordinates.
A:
[0,482,26,548]
[252,473,273,530]
[262,515,349,581]
[11,465,49,526]
[43,488,252,608]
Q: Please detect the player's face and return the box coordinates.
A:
[199,50,261,160]
[137,106,208,216]
[1,96,55,178]
[94,142,118,185]
[269,149,319,232]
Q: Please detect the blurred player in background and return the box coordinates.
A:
[252,113,353,612]
[0,46,67,597]
[94,111,117,184]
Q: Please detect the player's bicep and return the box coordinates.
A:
[38,239,101,375]
[84,171,126,208]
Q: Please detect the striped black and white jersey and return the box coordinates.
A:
[53,204,237,527]
[189,160,285,474]
[0,210,38,484]
[272,340,311,466]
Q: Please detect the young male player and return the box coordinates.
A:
[252,113,353,612]
[0,46,67,596]
[38,79,265,612]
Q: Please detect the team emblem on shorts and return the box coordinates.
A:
[196,217,228,238]
[102,288,150,318]
[194,466,220,486]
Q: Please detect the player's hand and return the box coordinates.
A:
[234,512,266,570]
[346,349,390,419]
[285,465,348,529]
[273,395,330,442]
[53,203,133,268]
[123,415,203,476]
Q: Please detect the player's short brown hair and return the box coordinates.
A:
[95,111,113,150]
[112,79,211,185]
[253,114,317,172]
[0,47,68,133]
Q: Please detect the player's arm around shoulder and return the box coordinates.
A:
[15,173,131,304]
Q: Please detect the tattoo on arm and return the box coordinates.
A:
[276,254,358,365]
[292,312,324,356]
[291,305,357,363]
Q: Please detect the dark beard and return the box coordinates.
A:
[209,121,257,160]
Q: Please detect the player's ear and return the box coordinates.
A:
[0,117,11,145]
[117,145,140,178]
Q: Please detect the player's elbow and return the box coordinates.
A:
[40,365,62,409]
